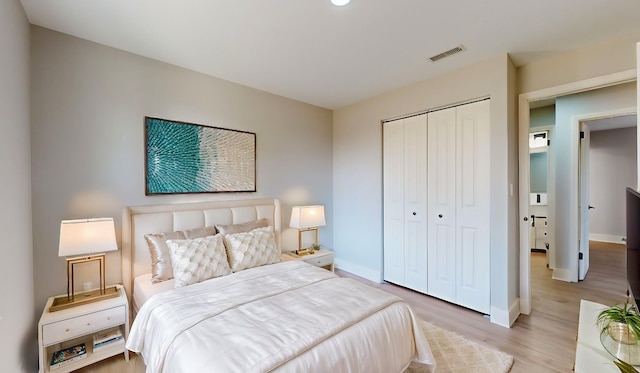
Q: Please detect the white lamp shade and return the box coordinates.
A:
[58,218,118,257]
[290,205,326,229]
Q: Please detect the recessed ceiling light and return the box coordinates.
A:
[331,0,350,6]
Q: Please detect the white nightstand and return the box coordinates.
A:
[38,284,129,373]
[282,248,334,272]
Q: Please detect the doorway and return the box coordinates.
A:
[518,69,637,315]
[528,118,553,273]
[576,110,637,281]
[581,114,638,280]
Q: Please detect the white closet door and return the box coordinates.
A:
[403,115,428,293]
[383,120,406,285]
[427,107,457,302]
[455,100,490,314]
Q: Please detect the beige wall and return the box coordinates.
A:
[30,27,334,314]
[333,54,518,325]
[518,30,640,94]
[0,0,35,372]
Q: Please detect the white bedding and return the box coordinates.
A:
[127,261,435,373]
[132,273,174,313]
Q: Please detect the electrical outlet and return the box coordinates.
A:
[83,282,92,291]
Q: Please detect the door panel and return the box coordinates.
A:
[578,123,591,280]
[403,115,428,292]
[383,121,405,284]
[456,100,491,314]
[459,226,477,287]
[427,107,456,301]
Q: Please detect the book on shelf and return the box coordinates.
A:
[50,342,87,370]
[93,327,123,350]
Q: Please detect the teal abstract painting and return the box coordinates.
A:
[145,117,256,194]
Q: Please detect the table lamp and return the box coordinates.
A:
[50,218,119,312]
[290,205,325,254]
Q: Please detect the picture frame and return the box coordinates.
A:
[145,117,256,195]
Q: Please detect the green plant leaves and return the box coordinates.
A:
[597,303,640,339]
[614,359,639,373]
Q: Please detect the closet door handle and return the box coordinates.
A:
[412,212,417,216]
[438,214,443,218]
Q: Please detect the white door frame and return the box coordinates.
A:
[578,121,591,281]
[574,108,637,281]
[518,69,636,315]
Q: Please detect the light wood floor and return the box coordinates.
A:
[80,241,626,373]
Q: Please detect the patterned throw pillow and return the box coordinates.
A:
[145,226,217,283]
[166,234,231,288]
[223,226,280,272]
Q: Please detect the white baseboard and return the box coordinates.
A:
[589,233,626,244]
[334,258,382,283]
[552,267,573,282]
[519,295,530,316]
[490,298,520,328]
[509,299,521,326]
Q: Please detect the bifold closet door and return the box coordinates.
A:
[455,100,490,314]
[427,100,490,314]
[426,107,457,303]
[383,119,405,285]
[383,114,428,293]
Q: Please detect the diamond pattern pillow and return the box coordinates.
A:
[145,225,217,283]
[166,234,231,288]
[223,226,280,272]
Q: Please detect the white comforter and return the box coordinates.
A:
[127,261,435,373]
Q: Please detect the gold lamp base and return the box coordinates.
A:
[49,286,119,312]
[49,253,118,312]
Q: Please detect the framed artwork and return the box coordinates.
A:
[145,117,256,195]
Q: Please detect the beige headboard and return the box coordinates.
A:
[121,198,281,300]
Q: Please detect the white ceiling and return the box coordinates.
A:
[586,114,637,132]
[19,0,640,109]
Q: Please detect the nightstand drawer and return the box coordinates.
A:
[305,254,332,268]
[42,306,125,346]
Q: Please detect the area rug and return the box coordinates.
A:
[406,320,514,373]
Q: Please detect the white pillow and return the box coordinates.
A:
[166,234,231,288]
[223,226,280,272]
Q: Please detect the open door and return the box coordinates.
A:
[578,122,591,280]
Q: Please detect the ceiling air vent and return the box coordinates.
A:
[428,45,466,62]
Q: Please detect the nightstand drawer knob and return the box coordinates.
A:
[107,317,110,320]
[86,323,90,326]
[65,328,69,332]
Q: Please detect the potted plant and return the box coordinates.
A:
[597,303,640,345]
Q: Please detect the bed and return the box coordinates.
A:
[122,198,434,372]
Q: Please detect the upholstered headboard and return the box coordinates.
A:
[121,198,281,300]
